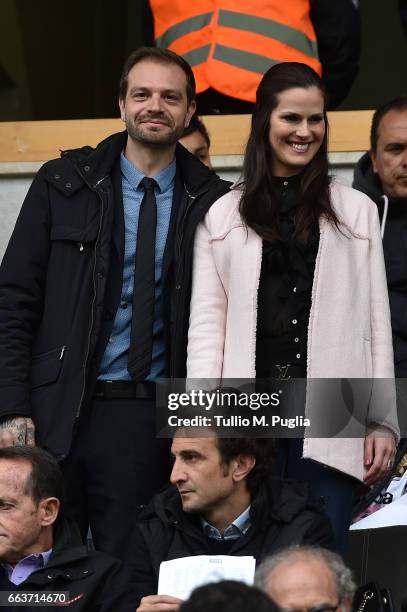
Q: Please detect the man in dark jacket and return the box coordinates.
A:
[0,446,131,611]
[127,433,334,611]
[0,47,230,558]
[353,96,407,377]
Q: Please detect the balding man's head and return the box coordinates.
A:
[255,546,355,612]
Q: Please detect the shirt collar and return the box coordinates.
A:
[40,549,53,566]
[2,548,53,574]
[201,505,251,541]
[120,152,176,194]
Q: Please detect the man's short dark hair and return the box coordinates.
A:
[119,47,196,104]
[0,446,65,506]
[175,398,275,495]
[216,437,275,495]
[182,114,211,148]
[370,95,407,152]
[180,580,278,612]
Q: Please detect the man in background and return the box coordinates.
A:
[0,446,131,611]
[179,115,212,167]
[255,545,355,612]
[128,430,334,611]
[143,0,360,112]
[180,581,278,612]
[353,96,407,377]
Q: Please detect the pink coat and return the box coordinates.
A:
[187,181,399,481]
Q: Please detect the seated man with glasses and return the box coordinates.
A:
[254,545,355,612]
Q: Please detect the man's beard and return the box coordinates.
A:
[125,113,184,147]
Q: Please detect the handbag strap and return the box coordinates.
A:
[356,588,375,612]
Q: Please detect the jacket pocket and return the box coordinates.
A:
[210,223,245,242]
[50,221,99,244]
[30,346,66,389]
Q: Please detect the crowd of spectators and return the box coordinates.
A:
[0,2,407,610]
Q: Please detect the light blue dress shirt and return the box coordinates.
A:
[201,506,252,541]
[3,549,52,585]
[99,154,175,381]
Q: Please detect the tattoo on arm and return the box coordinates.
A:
[16,425,26,445]
[0,418,19,429]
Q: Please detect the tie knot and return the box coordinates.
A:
[140,177,157,193]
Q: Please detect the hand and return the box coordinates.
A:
[137,595,183,612]
[0,417,35,447]
[364,424,396,486]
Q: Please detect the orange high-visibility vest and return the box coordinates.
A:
[151,0,322,103]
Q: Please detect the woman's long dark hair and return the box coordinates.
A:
[240,62,340,241]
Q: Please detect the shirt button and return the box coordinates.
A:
[120,303,128,309]
[293,286,297,293]
[294,337,299,342]
[283,181,288,186]
[296,354,301,359]
[292,319,297,325]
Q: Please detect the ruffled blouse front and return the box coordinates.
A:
[256,175,320,379]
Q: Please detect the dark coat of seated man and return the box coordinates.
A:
[126,432,335,612]
[0,446,131,612]
[353,96,407,378]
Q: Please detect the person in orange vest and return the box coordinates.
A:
[143,0,360,112]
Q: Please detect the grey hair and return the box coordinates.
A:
[254,545,356,605]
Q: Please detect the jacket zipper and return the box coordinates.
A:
[74,177,107,420]
[176,184,202,260]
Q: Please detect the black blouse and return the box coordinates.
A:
[256,175,319,379]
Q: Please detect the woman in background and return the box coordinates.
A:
[186,62,398,553]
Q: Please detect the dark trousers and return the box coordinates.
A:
[275,439,355,556]
[61,397,171,559]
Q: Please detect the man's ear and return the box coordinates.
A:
[184,100,197,128]
[119,98,125,123]
[39,497,60,528]
[231,454,256,483]
[370,150,378,174]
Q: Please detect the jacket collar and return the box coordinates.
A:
[352,151,384,205]
[142,477,320,532]
[174,142,223,196]
[63,131,128,187]
[63,131,222,195]
[22,518,88,586]
[353,152,407,217]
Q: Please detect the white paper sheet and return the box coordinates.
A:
[350,493,407,530]
[157,555,256,600]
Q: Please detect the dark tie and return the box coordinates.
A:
[128,177,157,381]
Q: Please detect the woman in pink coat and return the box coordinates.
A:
[187,62,399,552]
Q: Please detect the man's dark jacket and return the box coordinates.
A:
[0,132,230,458]
[353,153,407,377]
[126,478,334,607]
[0,519,131,611]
